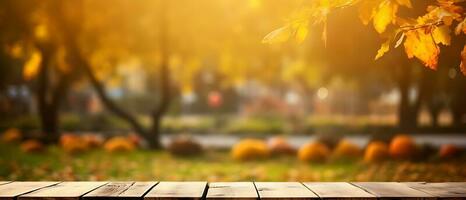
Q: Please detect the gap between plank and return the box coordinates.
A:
[252,182,260,200]
[299,182,320,198]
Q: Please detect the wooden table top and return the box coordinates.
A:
[0,181,464,200]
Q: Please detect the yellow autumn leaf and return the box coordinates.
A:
[432,25,451,45]
[395,0,412,8]
[404,29,439,70]
[461,45,466,76]
[295,24,309,43]
[373,0,398,33]
[375,40,390,60]
[262,26,292,44]
[358,0,381,25]
[330,0,358,8]
[23,51,42,80]
[34,24,48,41]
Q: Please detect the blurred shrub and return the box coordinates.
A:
[364,141,389,163]
[0,116,40,131]
[61,113,131,132]
[439,144,461,159]
[20,139,44,153]
[267,136,295,156]
[60,133,89,153]
[162,117,214,134]
[389,134,417,159]
[224,117,284,135]
[231,139,269,161]
[1,128,22,143]
[315,134,342,149]
[333,139,361,159]
[168,135,203,156]
[60,114,82,131]
[104,136,135,152]
[298,141,330,162]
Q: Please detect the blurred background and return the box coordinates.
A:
[0,0,465,181]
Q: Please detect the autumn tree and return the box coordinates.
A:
[0,0,85,142]
[264,0,466,128]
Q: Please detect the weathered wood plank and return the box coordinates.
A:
[0,182,59,200]
[0,182,11,186]
[404,182,466,199]
[144,181,206,200]
[18,182,106,200]
[255,182,317,200]
[304,182,375,199]
[353,182,435,200]
[207,182,257,200]
[118,182,158,198]
[83,182,134,199]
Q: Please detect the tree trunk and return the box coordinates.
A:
[50,0,151,145]
[148,62,170,149]
[80,57,148,136]
[41,108,59,143]
[146,0,170,149]
[451,77,466,127]
[430,109,440,127]
[36,44,61,143]
[397,66,416,130]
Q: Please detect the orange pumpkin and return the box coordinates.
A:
[231,139,269,161]
[298,141,330,162]
[20,139,44,153]
[439,144,461,158]
[104,136,135,152]
[389,134,416,159]
[364,141,389,163]
[333,139,361,158]
[267,137,295,156]
[1,128,22,143]
[60,133,89,153]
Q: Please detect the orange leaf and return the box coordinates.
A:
[375,40,390,60]
[455,18,466,35]
[373,0,398,33]
[432,25,451,46]
[461,45,466,76]
[395,0,412,8]
[359,0,382,25]
[404,29,439,70]
[23,51,42,80]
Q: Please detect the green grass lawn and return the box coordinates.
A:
[0,143,465,182]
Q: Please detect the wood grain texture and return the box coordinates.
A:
[353,182,435,200]
[144,181,207,200]
[118,182,158,198]
[404,182,466,199]
[207,182,257,200]
[83,182,134,199]
[255,182,317,200]
[0,182,59,200]
[0,182,11,186]
[18,182,106,200]
[304,182,375,199]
